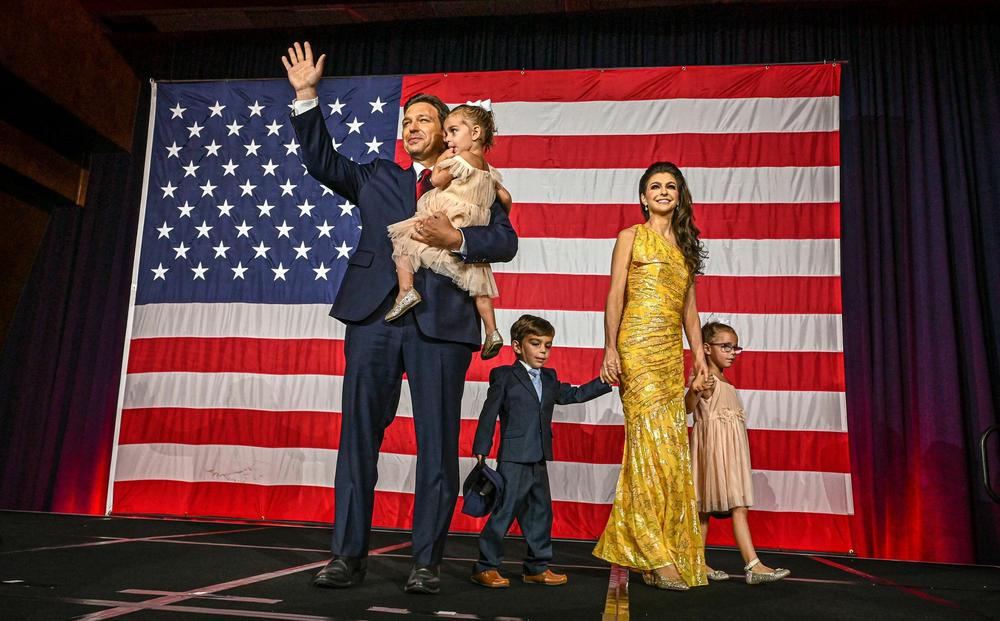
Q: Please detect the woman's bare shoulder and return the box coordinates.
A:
[616,225,638,243]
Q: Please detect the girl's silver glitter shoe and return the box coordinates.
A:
[481,329,503,359]
[385,288,422,322]
[744,558,790,585]
[706,569,730,582]
[641,571,689,591]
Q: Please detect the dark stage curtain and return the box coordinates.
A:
[0,148,145,515]
[839,25,1000,564]
[2,4,997,562]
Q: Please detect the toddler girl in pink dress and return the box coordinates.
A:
[385,102,510,359]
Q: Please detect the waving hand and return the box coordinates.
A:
[281,41,326,101]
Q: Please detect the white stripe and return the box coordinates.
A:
[130,304,840,351]
[132,303,344,340]
[494,309,843,352]
[113,443,853,514]
[396,97,840,137]
[124,371,340,413]
[749,470,855,515]
[740,389,847,433]
[495,238,841,277]
[501,166,839,204]
[123,372,847,433]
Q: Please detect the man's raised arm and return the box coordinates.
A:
[283,41,374,203]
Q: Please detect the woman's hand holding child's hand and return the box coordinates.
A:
[689,360,710,393]
[700,373,716,399]
[601,347,622,384]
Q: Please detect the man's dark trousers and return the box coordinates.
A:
[334,292,472,567]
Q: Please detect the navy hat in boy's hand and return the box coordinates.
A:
[461,460,505,518]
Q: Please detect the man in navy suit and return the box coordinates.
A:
[283,42,518,594]
[470,315,611,588]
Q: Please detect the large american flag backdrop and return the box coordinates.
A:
[110,63,851,553]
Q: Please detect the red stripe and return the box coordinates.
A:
[127,338,845,392]
[111,481,852,552]
[494,273,842,314]
[697,275,842,314]
[119,407,849,472]
[126,337,349,376]
[394,132,839,169]
[508,203,840,239]
[401,64,840,102]
[119,408,340,449]
[704,510,852,553]
[746,429,851,473]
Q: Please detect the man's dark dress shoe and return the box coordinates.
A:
[312,556,366,588]
[404,564,440,594]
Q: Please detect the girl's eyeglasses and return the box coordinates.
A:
[708,343,744,354]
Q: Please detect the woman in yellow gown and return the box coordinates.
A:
[593,162,710,590]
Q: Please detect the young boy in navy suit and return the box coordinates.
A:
[470,314,611,588]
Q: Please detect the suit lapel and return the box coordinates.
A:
[511,361,540,403]
[540,368,556,408]
[398,166,418,217]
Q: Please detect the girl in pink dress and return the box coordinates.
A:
[384,103,510,359]
[686,321,790,585]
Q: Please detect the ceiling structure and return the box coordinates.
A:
[79,0,872,33]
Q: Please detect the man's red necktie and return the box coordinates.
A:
[415,168,433,201]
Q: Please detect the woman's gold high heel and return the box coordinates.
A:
[641,568,689,591]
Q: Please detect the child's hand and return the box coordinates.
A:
[474,454,486,463]
[496,183,512,211]
[600,347,621,384]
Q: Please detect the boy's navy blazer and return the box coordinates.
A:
[290,106,518,347]
[472,362,611,463]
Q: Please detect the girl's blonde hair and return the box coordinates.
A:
[448,104,497,150]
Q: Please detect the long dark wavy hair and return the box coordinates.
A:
[638,162,707,277]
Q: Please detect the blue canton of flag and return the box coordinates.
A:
[137,77,403,304]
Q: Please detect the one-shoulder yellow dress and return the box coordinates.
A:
[593,224,707,587]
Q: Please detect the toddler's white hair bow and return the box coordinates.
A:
[465,99,492,111]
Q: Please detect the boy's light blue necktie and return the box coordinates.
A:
[528,368,542,400]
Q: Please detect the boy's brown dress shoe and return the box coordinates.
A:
[522,569,568,585]
[470,569,510,588]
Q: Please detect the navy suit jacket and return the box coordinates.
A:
[472,362,612,463]
[290,106,518,347]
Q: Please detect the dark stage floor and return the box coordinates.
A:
[0,512,997,620]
